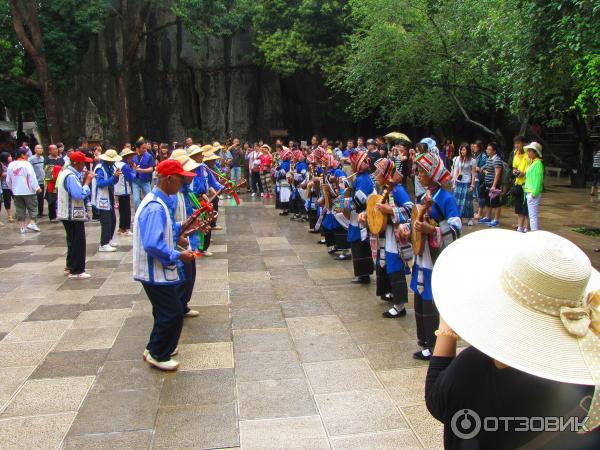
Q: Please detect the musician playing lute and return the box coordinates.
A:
[407,152,461,361]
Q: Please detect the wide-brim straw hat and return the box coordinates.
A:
[120,148,135,158]
[212,141,224,150]
[99,149,122,162]
[171,149,187,159]
[524,141,543,158]
[170,154,200,172]
[187,145,203,158]
[432,229,600,387]
[203,151,219,162]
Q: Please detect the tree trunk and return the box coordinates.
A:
[9,0,62,144]
[570,111,591,188]
[117,69,131,144]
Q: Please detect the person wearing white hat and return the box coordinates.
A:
[93,149,122,252]
[427,229,599,448]
[524,142,544,232]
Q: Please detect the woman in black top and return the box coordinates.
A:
[426,229,599,449]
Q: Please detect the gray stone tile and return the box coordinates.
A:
[55,327,120,351]
[304,359,380,394]
[359,342,428,371]
[188,290,229,306]
[92,360,164,393]
[0,412,76,450]
[230,295,280,311]
[238,378,317,420]
[1,376,94,417]
[57,277,107,290]
[294,334,363,363]
[31,349,108,379]
[62,430,153,450]
[401,404,444,450]
[178,342,234,371]
[69,388,159,435]
[280,299,334,318]
[235,350,304,382]
[345,319,414,345]
[287,315,347,339]
[4,320,71,342]
[160,368,235,407]
[331,430,422,450]
[232,308,285,330]
[179,322,232,344]
[119,316,153,337]
[233,328,293,353]
[0,366,35,404]
[0,340,55,368]
[83,294,137,310]
[240,416,330,450]
[315,389,407,436]
[24,304,83,321]
[153,403,238,449]
[378,367,428,407]
[72,308,130,329]
[107,334,148,361]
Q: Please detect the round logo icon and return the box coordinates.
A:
[451,409,481,439]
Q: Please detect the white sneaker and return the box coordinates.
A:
[109,240,119,247]
[251,192,256,197]
[68,272,91,279]
[467,219,473,226]
[184,309,200,318]
[124,230,133,236]
[27,223,41,232]
[145,354,179,371]
[99,244,117,252]
[20,227,27,234]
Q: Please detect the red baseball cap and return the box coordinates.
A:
[156,159,196,178]
[70,151,93,163]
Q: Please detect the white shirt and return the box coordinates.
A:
[6,159,39,195]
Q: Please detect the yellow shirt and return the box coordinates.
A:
[513,152,529,186]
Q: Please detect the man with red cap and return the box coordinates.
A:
[56,151,95,279]
[133,159,201,371]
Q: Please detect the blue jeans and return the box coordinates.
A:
[230,166,242,184]
[133,180,151,210]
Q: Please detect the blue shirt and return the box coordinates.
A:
[174,184,199,250]
[121,163,135,184]
[132,152,155,183]
[95,161,118,188]
[137,188,182,268]
[64,166,90,200]
[192,164,224,196]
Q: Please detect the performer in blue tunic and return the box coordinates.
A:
[302,153,321,232]
[275,147,292,215]
[366,158,414,314]
[319,154,348,255]
[189,145,224,256]
[407,152,461,360]
[346,151,374,283]
[133,160,201,371]
[290,149,308,221]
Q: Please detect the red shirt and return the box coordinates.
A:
[259,154,272,171]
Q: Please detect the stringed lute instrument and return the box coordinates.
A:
[411,190,433,256]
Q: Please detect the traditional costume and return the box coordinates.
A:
[370,159,413,313]
[275,148,292,215]
[347,152,374,282]
[290,150,308,221]
[408,152,461,360]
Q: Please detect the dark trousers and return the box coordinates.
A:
[117,195,131,230]
[199,229,211,251]
[36,185,45,215]
[414,293,439,350]
[251,171,262,193]
[46,191,57,220]
[99,208,116,246]
[350,240,374,277]
[62,220,86,274]
[142,283,184,361]
[211,196,219,226]
[389,271,408,304]
[177,260,196,313]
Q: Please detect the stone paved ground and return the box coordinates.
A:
[0,177,598,449]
